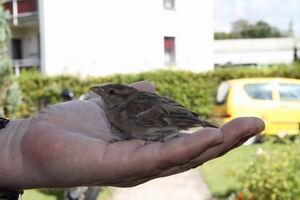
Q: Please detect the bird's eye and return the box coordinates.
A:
[108,89,116,95]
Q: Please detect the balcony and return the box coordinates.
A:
[13,58,40,76]
[3,0,38,26]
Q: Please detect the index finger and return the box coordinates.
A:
[188,117,265,164]
[150,117,265,179]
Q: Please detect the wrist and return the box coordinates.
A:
[0,118,32,190]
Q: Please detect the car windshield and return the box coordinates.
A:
[244,83,273,100]
[215,82,229,104]
[278,83,300,101]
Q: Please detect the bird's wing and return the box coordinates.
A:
[126,92,215,129]
[125,93,168,128]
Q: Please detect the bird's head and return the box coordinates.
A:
[90,83,138,109]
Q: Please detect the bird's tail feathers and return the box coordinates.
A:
[199,119,220,128]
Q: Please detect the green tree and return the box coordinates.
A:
[231,19,283,39]
[214,32,231,40]
[0,4,21,118]
[215,19,285,40]
[231,19,251,38]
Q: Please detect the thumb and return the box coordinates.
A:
[129,81,155,92]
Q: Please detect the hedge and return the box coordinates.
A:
[17,63,300,118]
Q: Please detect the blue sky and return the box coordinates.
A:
[214,0,300,37]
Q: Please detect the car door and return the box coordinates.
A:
[273,82,300,135]
[242,82,278,135]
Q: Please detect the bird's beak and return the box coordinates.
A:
[90,86,105,96]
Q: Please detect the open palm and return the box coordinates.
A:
[17,82,265,189]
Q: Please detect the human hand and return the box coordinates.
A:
[0,81,265,190]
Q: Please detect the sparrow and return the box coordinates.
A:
[90,83,219,141]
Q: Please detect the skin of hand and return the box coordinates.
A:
[0,81,265,190]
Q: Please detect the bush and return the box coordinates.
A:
[17,63,300,118]
[237,139,300,200]
[0,5,22,118]
[17,69,219,117]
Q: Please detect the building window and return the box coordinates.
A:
[164,37,176,66]
[164,0,175,10]
[12,39,23,60]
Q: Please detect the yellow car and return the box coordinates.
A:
[213,78,300,136]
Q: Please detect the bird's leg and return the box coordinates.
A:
[109,138,122,143]
[109,125,127,143]
[143,140,154,145]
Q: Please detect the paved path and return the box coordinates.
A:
[111,169,212,200]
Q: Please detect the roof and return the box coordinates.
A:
[214,38,297,53]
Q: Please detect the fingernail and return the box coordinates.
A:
[254,117,265,132]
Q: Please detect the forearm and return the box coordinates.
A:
[0,118,32,189]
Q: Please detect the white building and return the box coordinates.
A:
[4,0,214,76]
[214,38,300,66]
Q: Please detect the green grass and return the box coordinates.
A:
[22,187,112,200]
[22,189,64,200]
[201,145,260,198]
[97,187,113,200]
[201,142,300,198]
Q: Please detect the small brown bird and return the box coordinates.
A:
[90,83,219,141]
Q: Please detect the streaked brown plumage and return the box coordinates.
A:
[90,83,219,141]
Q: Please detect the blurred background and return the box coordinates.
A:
[0,0,300,199]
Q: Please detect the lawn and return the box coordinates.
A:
[201,144,260,198]
[200,142,300,198]
[22,187,112,200]
[22,189,64,200]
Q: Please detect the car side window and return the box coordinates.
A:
[244,84,273,100]
[278,83,300,101]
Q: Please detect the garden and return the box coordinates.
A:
[202,138,300,199]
